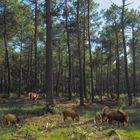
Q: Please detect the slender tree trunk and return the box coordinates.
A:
[100,45,103,100]
[106,60,109,98]
[83,4,87,99]
[56,46,61,96]
[61,63,64,96]
[121,0,132,105]
[95,63,98,96]
[0,68,3,93]
[88,0,94,103]
[34,0,38,89]
[115,27,120,96]
[132,26,136,96]
[27,45,30,90]
[45,0,53,105]
[30,41,33,90]
[72,60,76,93]
[3,4,10,97]
[109,40,112,94]
[77,0,84,105]
[65,0,72,100]
[18,30,23,98]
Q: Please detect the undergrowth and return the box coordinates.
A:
[0,97,140,140]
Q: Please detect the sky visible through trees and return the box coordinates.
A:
[0,0,140,105]
[95,0,140,10]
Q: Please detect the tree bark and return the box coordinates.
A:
[3,4,11,97]
[56,46,61,96]
[109,39,112,94]
[45,0,53,105]
[30,41,33,90]
[77,0,84,105]
[115,27,120,96]
[34,0,38,89]
[18,30,23,98]
[65,0,72,100]
[83,3,87,99]
[88,0,94,103]
[121,0,132,105]
[132,26,136,96]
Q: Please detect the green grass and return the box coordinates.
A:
[0,97,140,140]
[75,103,102,117]
[121,129,140,140]
[17,123,47,140]
[46,126,93,140]
[0,128,13,140]
[47,129,67,140]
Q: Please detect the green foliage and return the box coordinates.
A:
[65,126,97,140]
[0,100,140,140]
[47,126,96,140]
[47,130,66,140]
[122,129,140,140]
[49,104,65,114]
[72,98,80,104]
[17,123,47,140]
[0,129,12,140]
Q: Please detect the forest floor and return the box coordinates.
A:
[0,94,140,140]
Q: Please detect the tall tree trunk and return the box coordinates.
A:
[65,0,72,100]
[60,54,64,96]
[3,4,10,97]
[27,45,31,90]
[100,45,103,100]
[61,62,64,96]
[115,27,120,96]
[18,30,23,98]
[34,0,38,89]
[0,68,3,93]
[106,60,109,98]
[77,0,84,105]
[121,0,132,105]
[30,41,33,90]
[83,3,87,99]
[88,0,94,103]
[132,25,136,96]
[56,46,61,96]
[45,0,53,105]
[72,59,76,93]
[109,40,112,94]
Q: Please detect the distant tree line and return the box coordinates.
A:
[0,0,140,105]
